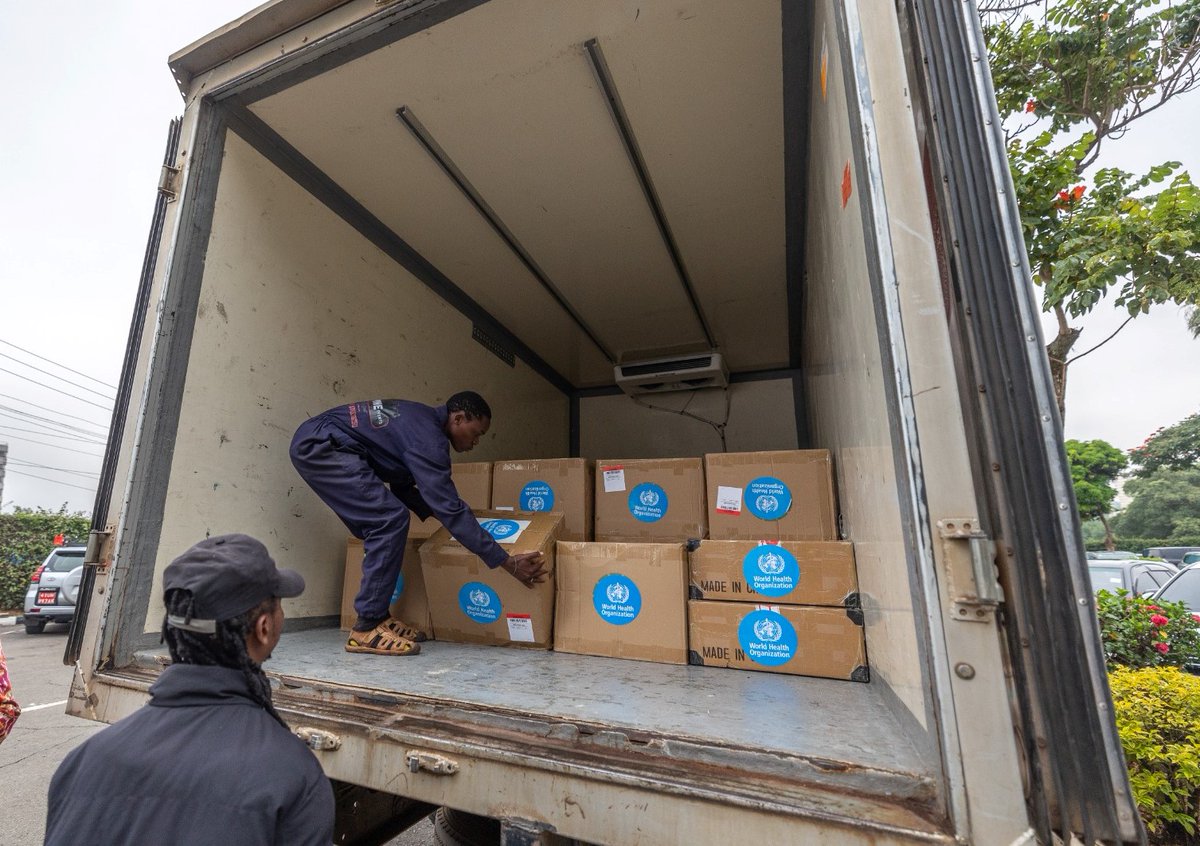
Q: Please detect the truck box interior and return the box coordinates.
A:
[107,0,974,836]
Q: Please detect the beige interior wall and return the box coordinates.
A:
[143,131,567,630]
[579,381,797,459]
[803,0,925,727]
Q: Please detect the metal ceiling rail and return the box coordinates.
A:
[584,37,717,351]
[395,106,617,364]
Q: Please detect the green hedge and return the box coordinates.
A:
[1085,537,1200,554]
[0,509,91,611]
[1111,667,1200,841]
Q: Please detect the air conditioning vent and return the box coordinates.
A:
[613,352,728,395]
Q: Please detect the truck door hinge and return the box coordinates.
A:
[406,750,460,776]
[157,163,181,202]
[938,518,1003,623]
[294,726,341,751]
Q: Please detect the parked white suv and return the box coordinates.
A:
[22,546,86,634]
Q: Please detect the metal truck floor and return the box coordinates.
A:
[264,628,930,777]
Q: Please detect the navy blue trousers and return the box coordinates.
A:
[289,416,409,623]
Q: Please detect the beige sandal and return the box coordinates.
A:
[345,623,421,656]
[381,617,428,643]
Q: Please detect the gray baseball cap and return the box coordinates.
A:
[163,534,304,633]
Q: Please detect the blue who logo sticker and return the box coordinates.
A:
[742,544,800,598]
[592,573,642,625]
[389,570,406,605]
[458,581,502,624]
[737,609,798,666]
[520,481,555,512]
[628,482,668,523]
[745,476,793,520]
[480,519,521,540]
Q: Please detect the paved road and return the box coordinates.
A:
[0,620,435,845]
[0,622,101,846]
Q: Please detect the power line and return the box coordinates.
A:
[0,424,106,445]
[0,392,109,432]
[0,362,115,408]
[6,458,100,478]
[0,354,115,402]
[0,433,105,457]
[0,406,110,442]
[0,369,112,411]
[0,337,117,389]
[5,468,97,493]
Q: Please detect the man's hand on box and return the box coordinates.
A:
[501,551,548,589]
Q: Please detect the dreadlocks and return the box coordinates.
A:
[161,589,286,727]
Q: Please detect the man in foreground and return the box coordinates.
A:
[290,391,547,656]
[44,534,334,846]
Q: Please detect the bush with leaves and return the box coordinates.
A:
[1110,667,1200,840]
[1096,590,1200,670]
[0,507,90,611]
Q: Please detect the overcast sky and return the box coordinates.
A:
[0,3,1198,515]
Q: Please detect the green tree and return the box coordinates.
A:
[1115,467,1200,540]
[983,0,1200,418]
[1128,411,1200,477]
[1066,438,1127,549]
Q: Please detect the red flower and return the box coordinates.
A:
[1071,184,1086,200]
[1025,99,1038,113]
[1156,642,1170,654]
[1058,190,1070,202]
[1151,614,1169,626]
[1147,605,1161,611]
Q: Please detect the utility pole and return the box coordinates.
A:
[0,442,7,509]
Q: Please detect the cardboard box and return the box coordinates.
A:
[593,458,707,543]
[555,542,689,664]
[704,450,836,541]
[408,461,493,540]
[340,538,431,634]
[491,458,594,541]
[420,510,563,648]
[687,600,868,681]
[688,540,857,606]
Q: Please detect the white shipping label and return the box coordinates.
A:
[506,614,535,642]
[602,466,626,493]
[493,506,515,511]
[715,485,744,514]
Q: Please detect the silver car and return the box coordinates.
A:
[22,546,85,634]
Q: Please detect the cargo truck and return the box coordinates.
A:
[64,0,1145,843]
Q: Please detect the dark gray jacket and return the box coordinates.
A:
[45,664,334,846]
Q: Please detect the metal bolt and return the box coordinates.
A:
[992,462,1001,471]
[1059,503,1068,511]
[1078,597,1088,606]
[955,663,976,680]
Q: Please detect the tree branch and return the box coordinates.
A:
[1064,314,1136,366]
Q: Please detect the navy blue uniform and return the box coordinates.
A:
[290,400,506,622]
[45,664,334,846]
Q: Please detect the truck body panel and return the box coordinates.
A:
[66,0,1139,842]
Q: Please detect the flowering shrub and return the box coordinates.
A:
[1110,667,1200,839]
[1096,590,1200,671]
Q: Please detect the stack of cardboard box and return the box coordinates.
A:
[686,450,868,682]
[337,449,868,681]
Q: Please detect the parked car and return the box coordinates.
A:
[1183,551,1200,567]
[1085,550,1140,560]
[1144,547,1200,566]
[1152,565,1200,614]
[1088,559,1179,597]
[22,545,86,634]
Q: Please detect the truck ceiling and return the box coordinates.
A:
[177,0,797,390]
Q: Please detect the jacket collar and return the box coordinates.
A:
[148,663,261,709]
